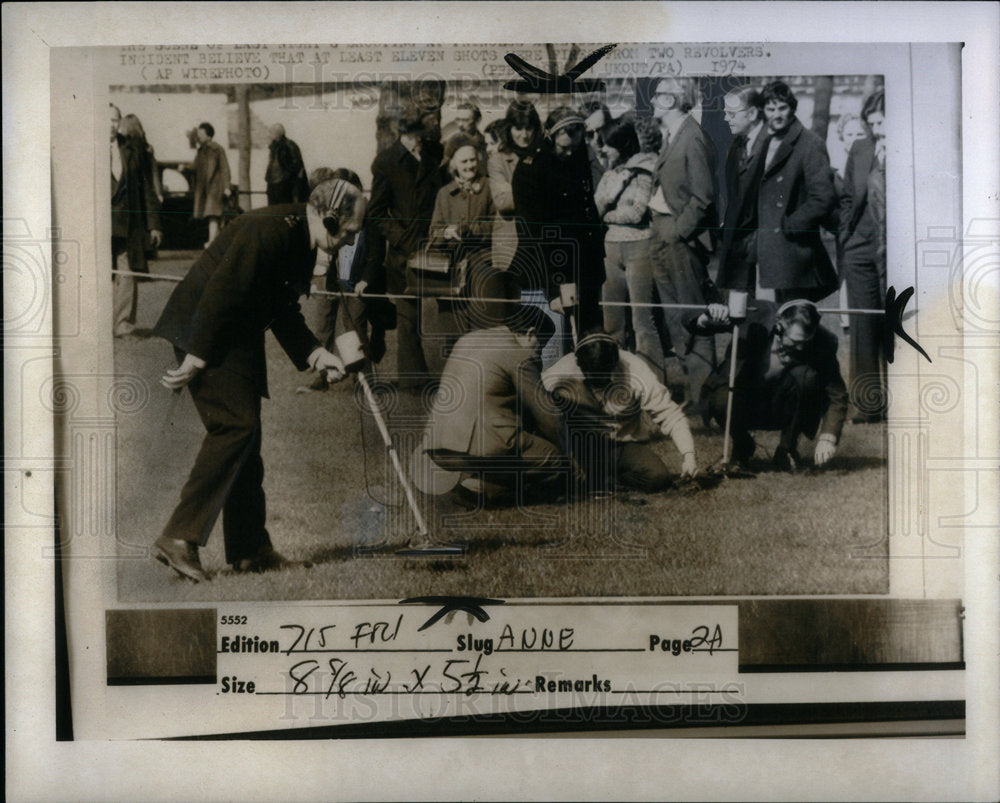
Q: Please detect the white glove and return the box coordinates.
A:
[353,279,369,297]
[680,452,698,479]
[697,303,731,327]
[161,353,205,390]
[548,296,564,314]
[814,435,837,467]
[309,347,346,384]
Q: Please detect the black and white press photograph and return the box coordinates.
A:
[102,45,906,601]
[8,2,998,798]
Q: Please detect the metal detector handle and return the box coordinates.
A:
[357,372,430,538]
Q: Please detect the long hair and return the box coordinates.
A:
[500,100,542,153]
[601,118,640,166]
[119,113,148,143]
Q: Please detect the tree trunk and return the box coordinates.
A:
[811,76,834,140]
[234,85,252,209]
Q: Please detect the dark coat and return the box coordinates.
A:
[154,204,319,397]
[839,136,877,246]
[715,123,768,292]
[510,144,605,300]
[193,139,231,219]
[652,114,719,249]
[756,118,838,292]
[689,308,848,441]
[367,139,446,260]
[111,136,162,270]
[265,136,309,203]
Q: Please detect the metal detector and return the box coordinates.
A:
[333,294,463,556]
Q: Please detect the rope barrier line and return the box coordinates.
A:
[112,269,183,283]
[111,269,891,316]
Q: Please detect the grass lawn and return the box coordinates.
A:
[114,256,888,602]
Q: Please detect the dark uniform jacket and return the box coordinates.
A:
[154,204,319,397]
[756,118,839,293]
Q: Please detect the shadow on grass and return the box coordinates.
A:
[745,455,886,475]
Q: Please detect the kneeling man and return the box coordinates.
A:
[419,304,571,506]
[693,299,848,470]
[542,331,698,492]
[152,178,364,580]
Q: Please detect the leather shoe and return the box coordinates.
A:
[233,544,287,573]
[772,445,800,473]
[154,536,207,582]
[731,430,756,468]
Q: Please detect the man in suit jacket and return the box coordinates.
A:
[420,305,569,505]
[647,77,720,405]
[839,90,887,421]
[715,86,769,300]
[367,107,445,389]
[151,180,360,581]
[110,104,161,337]
[691,299,848,471]
[756,81,839,303]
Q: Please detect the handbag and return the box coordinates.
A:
[404,240,467,297]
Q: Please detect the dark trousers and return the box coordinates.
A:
[774,286,832,304]
[568,423,673,493]
[386,250,429,385]
[649,215,715,402]
[615,441,673,492]
[705,364,825,453]
[162,361,271,566]
[841,241,887,415]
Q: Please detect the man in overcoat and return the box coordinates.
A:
[756,81,839,303]
[839,89,887,421]
[265,123,309,205]
[715,85,769,300]
[151,179,360,581]
[367,108,445,389]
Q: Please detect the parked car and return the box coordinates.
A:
[154,162,245,252]
[155,161,208,252]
